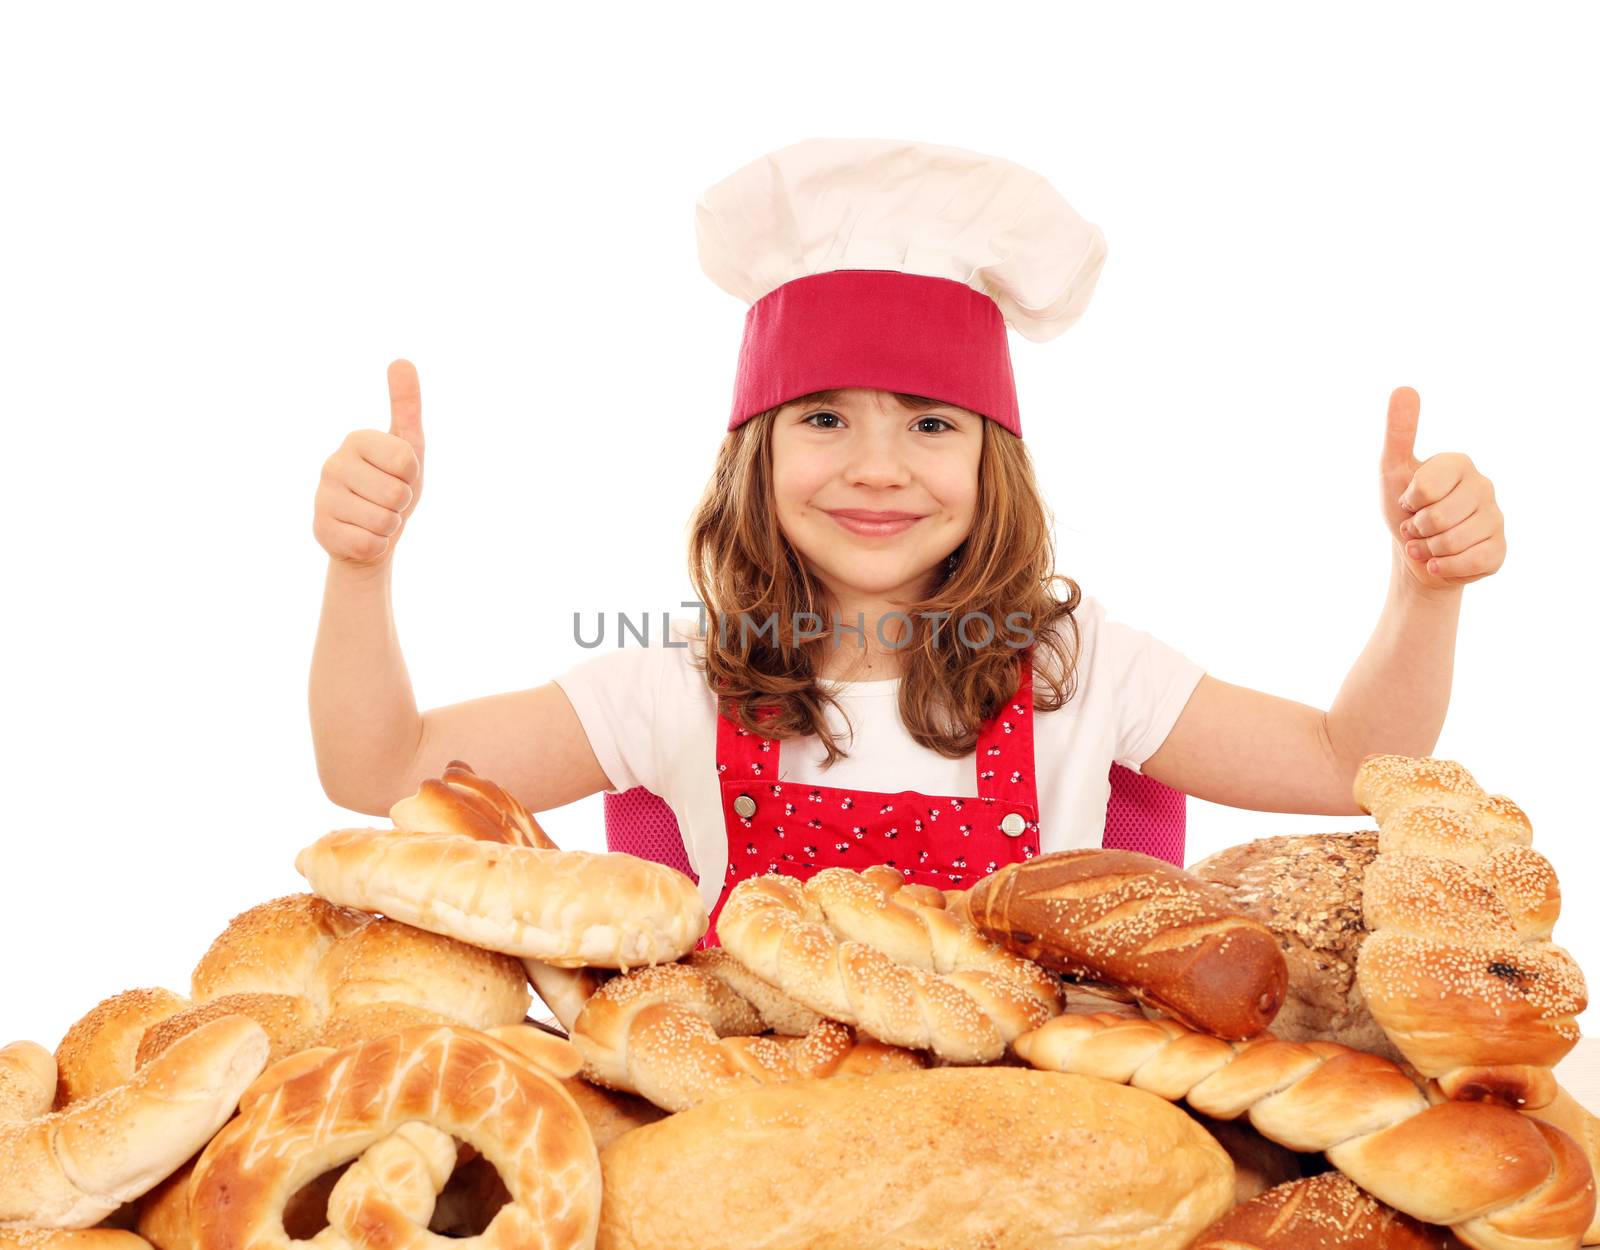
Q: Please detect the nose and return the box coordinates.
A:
[842,426,911,490]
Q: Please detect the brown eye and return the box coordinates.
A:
[803,410,843,428]
[916,416,955,434]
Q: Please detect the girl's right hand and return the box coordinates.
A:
[314,359,426,568]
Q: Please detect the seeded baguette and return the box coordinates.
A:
[960,848,1289,1039]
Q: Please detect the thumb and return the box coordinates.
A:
[1381,385,1419,476]
[387,358,425,460]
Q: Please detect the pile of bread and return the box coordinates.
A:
[2,754,1594,1250]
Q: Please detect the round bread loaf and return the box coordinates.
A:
[1188,831,1401,1061]
[595,1066,1235,1250]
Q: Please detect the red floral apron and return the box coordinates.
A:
[702,654,1041,948]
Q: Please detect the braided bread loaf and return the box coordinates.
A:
[1353,755,1587,1107]
[1013,1010,1595,1250]
[717,866,1061,1063]
[571,957,924,1111]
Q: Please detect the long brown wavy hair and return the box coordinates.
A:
[685,388,1085,766]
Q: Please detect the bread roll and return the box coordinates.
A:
[596,1066,1236,1249]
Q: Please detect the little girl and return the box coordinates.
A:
[309,138,1506,944]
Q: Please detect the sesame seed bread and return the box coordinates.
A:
[0,1015,269,1229]
[51,896,531,1100]
[959,847,1290,1040]
[1351,754,1586,1106]
[715,866,1062,1063]
[1192,1170,1470,1249]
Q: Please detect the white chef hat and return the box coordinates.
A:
[695,136,1109,438]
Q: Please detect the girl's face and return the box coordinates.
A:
[771,387,983,606]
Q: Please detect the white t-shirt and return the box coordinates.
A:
[553,595,1205,912]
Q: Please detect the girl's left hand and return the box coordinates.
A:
[1380,386,1507,593]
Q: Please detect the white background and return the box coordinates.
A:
[2,2,1595,1050]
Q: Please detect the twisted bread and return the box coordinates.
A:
[1193,1170,1469,1248]
[571,959,923,1111]
[54,896,529,1101]
[716,866,1061,1063]
[1012,1010,1595,1250]
[1353,755,1587,1106]
[299,762,706,968]
[959,848,1289,1039]
[0,1016,269,1230]
[188,1025,600,1250]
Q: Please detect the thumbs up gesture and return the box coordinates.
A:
[1380,386,1506,593]
[313,359,426,567]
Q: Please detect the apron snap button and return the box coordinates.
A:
[1000,812,1026,837]
[733,794,757,818]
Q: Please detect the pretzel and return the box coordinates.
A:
[297,761,706,969]
[52,895,530,1106]
[1352,754,1587,1107]
[0,1017,269,1231]
[1013,1010,1595,1250]
[570,956,924,1111]
[716,865,1061,1063]
[187,1024,600,1250]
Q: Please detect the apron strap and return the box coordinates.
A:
[973,654,1036,790]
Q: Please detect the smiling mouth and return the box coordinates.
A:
[825,511,925,537]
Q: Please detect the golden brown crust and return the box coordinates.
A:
[2,1015,269,1229]
[0,1042,56,1123]
[188,893,368,1001]
[965,848,1289,1039]
[52,989,189,1109]
[596,1067,1236,1250]
[1013,1009,1597,1248]
[571,958,924,1111]
[1193,1171,1469,1249]
[388,759,558,849]
[296,826,706,968]
[1352,754,1586,1100]
[716,867,1060,1063]
[188,1026,600,1250]
[134,993,319,1069]
[0,1231,154,1250]
[309,916,531,1026]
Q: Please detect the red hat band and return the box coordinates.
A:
[726,268,1022,438]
